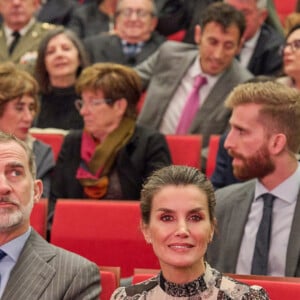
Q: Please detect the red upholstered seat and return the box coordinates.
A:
[166,135,202,169]
[274,0,297,25]
[99,270,118,300]
[31,132,65,161]
[50,200,160,277]
[206,134,221,178]
[30,198,48,238]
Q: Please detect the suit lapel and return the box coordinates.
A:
[285,192,300,276]
[223,182,255,271]
[2,230,56,300]
[0,27,9,60]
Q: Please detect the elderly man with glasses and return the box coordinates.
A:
[83,0,165,66]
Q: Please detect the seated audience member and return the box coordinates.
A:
[34,28,89,130]
[225,0,284,76]
[211,75,275,189]
[0,62,54,198]
[0,0,56,75]
[0,132,100,299]
[49,63,171,217]
[136,2,252,149]
[207,81,300,277]
[37,0,79,26]
[277,24,300,90]
[284,0,300,34]
[68,0,116,39]
[111,165,269,300]
[84,0,165,67]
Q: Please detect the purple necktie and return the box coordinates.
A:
[176,75,207,134]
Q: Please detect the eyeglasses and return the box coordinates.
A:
[117,8,153,19]
[279,39,300,55]
[75,98,113,111]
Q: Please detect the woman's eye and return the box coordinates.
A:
[189,214,202,222]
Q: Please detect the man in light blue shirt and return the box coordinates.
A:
[206,81,300,277]
[0,132,100,299]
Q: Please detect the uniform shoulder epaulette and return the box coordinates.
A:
[41,22,57,30]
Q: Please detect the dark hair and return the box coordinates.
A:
[76,62,141,119]
[140,165,216,225]
[200,2,246,41]
[35,28,89,93]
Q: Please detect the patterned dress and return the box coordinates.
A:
[111,263,269,300]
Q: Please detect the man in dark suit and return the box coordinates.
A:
[136,2,252,149]
[84,0,165,66]
[207,81,300,277]
[0,132,100,299]
[226,0,284,76]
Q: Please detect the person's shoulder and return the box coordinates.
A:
[215,180,255,200]
[134,124,165,139]
[260,23,284,42]
[160,40,197,52]
[228,59,253,81]
[34,21,58,33]
[85,32,117,45]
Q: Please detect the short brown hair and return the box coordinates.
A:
[140,165,216,225]
[0,62,39,117]
[76,63,142,119]
[225,81,300,153]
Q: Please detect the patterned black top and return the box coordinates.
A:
[111,263,269,299]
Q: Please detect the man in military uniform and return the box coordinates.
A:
[0,0,56,74]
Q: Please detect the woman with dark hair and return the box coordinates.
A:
[112,165,269,299]
[34,27,89,130]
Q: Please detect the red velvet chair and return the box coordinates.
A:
[206,134,221,178]
[99,270,119,300]
[50,200,160,278]
[167,29,186,42]
[31,131,65,161]
[166,135,202,169]
[274,0,297,25]
[30,198,48,238]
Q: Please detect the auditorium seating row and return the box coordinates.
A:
[30,130,221,176]
[31,199,300,300]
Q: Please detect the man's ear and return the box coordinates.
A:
[194,25,202,44]
[269,133,287,155]
[33,179,43,203]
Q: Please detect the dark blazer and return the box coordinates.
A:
[206,180,300,277]
[1,229,100,299]
[37,0,79,26]
[210,132,240,189]
[68,2,110,39]
[136,41,253,148]
[84,32,165,66]
[247,23,284,76]
[49,125,171,212]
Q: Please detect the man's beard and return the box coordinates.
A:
[0,196,34,232]
[228,144,275,181]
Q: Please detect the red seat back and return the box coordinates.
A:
[100,270,118,300]
[30,198,48,238]
[206,135,221,178]
[166,135,202,169]
[31,132,65,161]
[274,0,297,25]
[50,200,160,277]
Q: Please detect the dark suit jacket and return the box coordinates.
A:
[210,132,240,189]
[247,23,284,76]
[206,180,300,277]
[49,125,171,215]
[68,2,110,39]
[2,229,100,299]
[136,41,253,148]
[37,0,79,26]
[84,32,165,66]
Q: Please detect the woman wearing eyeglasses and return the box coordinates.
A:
[277,24,300,90]
[34,27,89,130]
[48,63,171,220]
